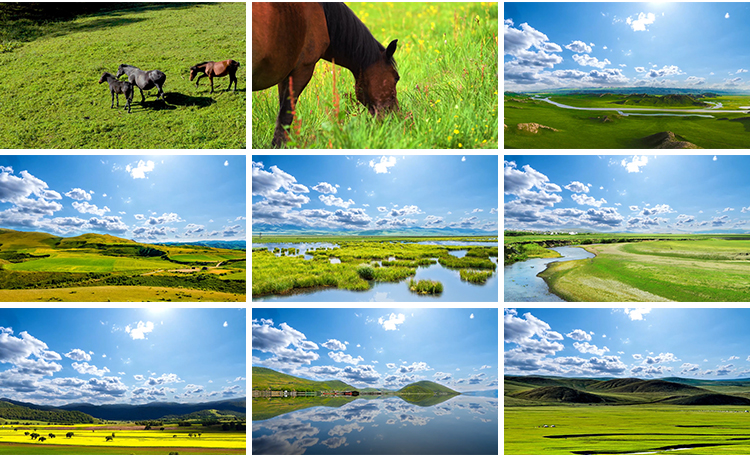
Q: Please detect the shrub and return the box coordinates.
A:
[356,264,375,280]
[408,279,443,295]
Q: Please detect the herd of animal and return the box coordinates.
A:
[98,59,241,114]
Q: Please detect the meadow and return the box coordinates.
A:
[504,93,750,149]
[0,423,245,455]
[505,376,750,455]
[251,2,498,149]
[537,238,750,302]
[251,236,497,299]
[0,229,245,302]
[0,3,245,149]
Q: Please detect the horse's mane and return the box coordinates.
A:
[319,2,395,73]
[194,61,210,67]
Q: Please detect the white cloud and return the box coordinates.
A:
[564,181,589,193]
[64,349,92,362]
[572,54,611,69]
[312,182,338,194]
[573,342,610,356]
[378,313,406,331]
[624,308,652,321]
[626,12,656,31]
[71,362,110,377]
[621,155,648,173]
[322,339,347,351]
[224,160,229,166]
[725,12,730,19]
[470,313,475,319]
[125,321,155,340]
[64,188,92,201]
[564,40,592,54]
[319,194,355,208]
[369,156,397,174]
[125,160,155,179]
[328,352,364,365]
[71,201,110,216]
[571,193,607,208]
[223,321,228,328]
[566,329,592,341]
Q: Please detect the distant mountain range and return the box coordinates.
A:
[507,87,744,96]
[155,240,246,250]
[253,224,497,237]
[0,397,246,422]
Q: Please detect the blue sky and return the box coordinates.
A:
[252,308,498,392]
[252,155,498,233]
[505,308,750,380]
[505,2,750,91]
[505,155,750,232]
[0,156,246,242]
[0,308,245,405]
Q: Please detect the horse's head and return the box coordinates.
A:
[98,72,108,84]
[116,64,128,79]
[189,66,199,81]
[355,39,400,116]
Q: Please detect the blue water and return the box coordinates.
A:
[504,246,595,302]
[252,395,498,455]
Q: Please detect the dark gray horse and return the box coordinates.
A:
[116,64,166,103]
[99,72,133,113]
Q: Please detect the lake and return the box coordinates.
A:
[252,394,498,455]
[504,246,595,302]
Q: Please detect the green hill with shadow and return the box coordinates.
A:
[252,366,356,391]
[397,380,459,395]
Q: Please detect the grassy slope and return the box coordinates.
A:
[252,2,498,149]
[251,367,356,392]
[0,286,244,303]
[0,3,245,149]
[504,94,750,149]
[397,380,459,395]
[539,239,750,302]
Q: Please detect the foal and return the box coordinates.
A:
[99,72,133,113]
[189,60,240,93]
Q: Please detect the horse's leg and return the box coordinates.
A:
[110,90,115,109]
[210,76,214,94]
[115,93,120,108]
[227,71,235,91]
[272,64,317,148]
[195,74,203,88]
[139,87,146,103]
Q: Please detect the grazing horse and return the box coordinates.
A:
[99,72,134,113]
[252,2,400,147]
[190,59,241,93]
[116,64,166,103]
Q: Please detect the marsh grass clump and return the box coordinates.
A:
[357,264,375,280]
[439,255,497,270]
[459,269,494,284]
[408,278,443,295]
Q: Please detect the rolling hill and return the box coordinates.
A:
[56,398,246,421]
[252,367,356,392]
[0,399,95,423]
[397,381,459,395]
[511,386,611,404]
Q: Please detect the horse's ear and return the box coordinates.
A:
[385,39,398,60]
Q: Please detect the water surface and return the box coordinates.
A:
[252,395,498,455]
[504,246,594,302]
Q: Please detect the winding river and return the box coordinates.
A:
[531,96,750,118]
[504,246,595,302]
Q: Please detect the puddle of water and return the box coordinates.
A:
[504,246,595,302]
[449,250,468,258]
[329,258,341,264]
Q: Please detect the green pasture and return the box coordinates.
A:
[539,239,750,302]
[169,253,240,263]
[504,94,750,149]
[252,2,498,148]
[505,405,750,455]
[0,3,245,149]
[0,286,244,302]
[6,252,181,273]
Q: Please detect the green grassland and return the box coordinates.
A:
[0,3,245,149]
[252,367,357,392]
[504,93,750,149]
[252,2,498,149]
[252,238,497,298]
[0,229,245,301]
[505,375,750,454]
[539,239,750,302]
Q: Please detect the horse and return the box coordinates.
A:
[98,72,133,113]
[252,2,400,147]
[190,59,241,93]
[116,64,166,103]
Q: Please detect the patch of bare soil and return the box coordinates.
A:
[640,131,701,149]
[517,122,559,134]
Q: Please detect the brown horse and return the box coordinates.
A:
[252,2,400,147]
[190,59,241,93]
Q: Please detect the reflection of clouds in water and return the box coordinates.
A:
[397,413,431,427]
[329,422,364,436]
[252,418,320,455]
[479,418,493,423]
[369,292,394,302]
[386,419,397,425]
[293,400,381,424]
[321,436,347,449]
[433,404,454,416]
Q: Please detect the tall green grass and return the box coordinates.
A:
[252,2,498,148]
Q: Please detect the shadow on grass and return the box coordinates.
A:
[125,92,215,112]
[728,116,750,132]
[0,3,215,43]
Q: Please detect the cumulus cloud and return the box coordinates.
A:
[566,329,592,341]
[564,40,592,53]
[572,54,611,69]
[571,193,607,207]
[321,339,347,351]
[369,156,397,174]
[312,182,338,194]
[328,352,364,365]
[621,155,648,173]
[626,12,656,31]
[624,308,652,321]
[378,313,405,331]
[125,321,155,340]
[564,181,589,193]
[64,188,92,201]
[71,362,110,377]
[64,349,92,362]
[125,160,155,179]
